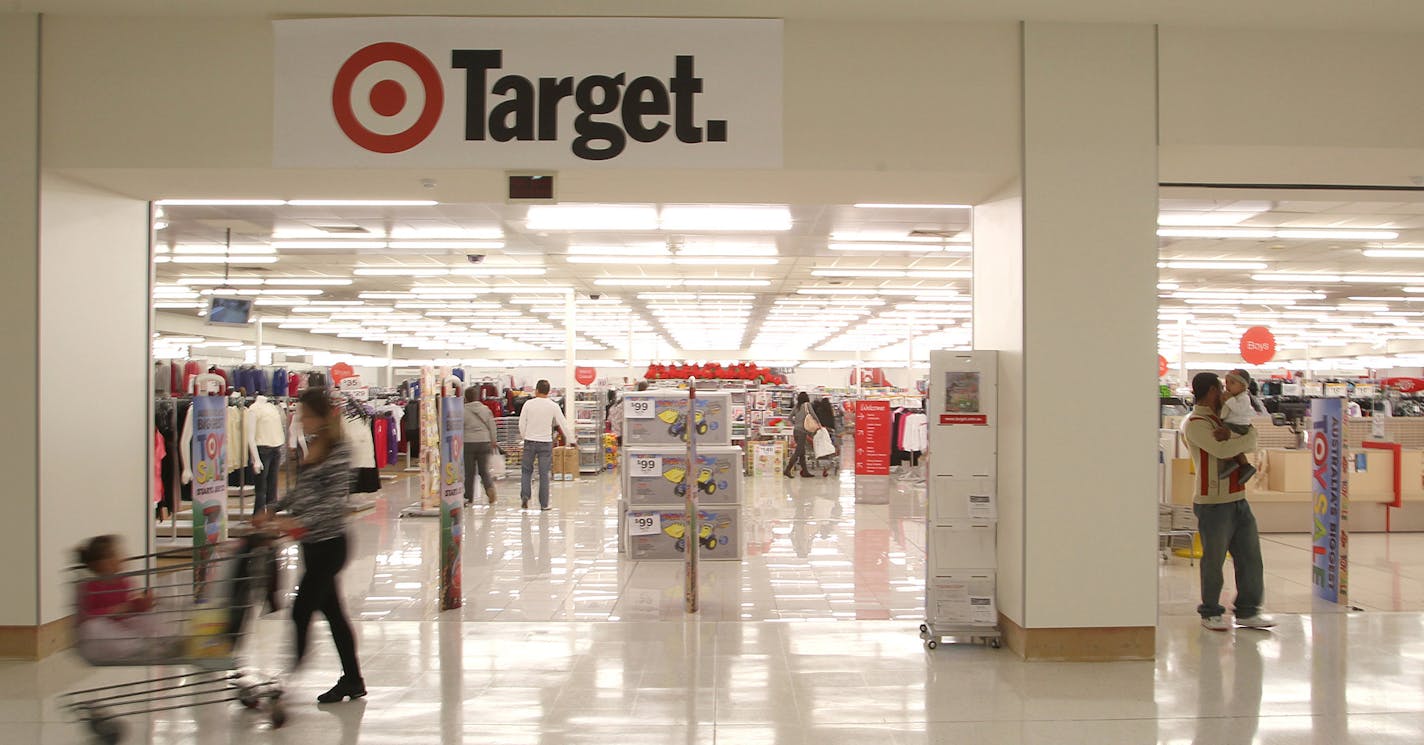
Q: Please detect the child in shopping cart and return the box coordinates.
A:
[75,535,174,662]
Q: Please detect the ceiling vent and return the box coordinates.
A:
[313,225,373,234]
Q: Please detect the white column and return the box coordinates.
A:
[974,22,1159,657]
[565,290,576,422]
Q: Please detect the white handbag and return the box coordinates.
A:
[812,428,835,459]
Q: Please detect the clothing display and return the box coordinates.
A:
[246,398,286,447]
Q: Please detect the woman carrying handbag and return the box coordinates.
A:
[784,392,819,478]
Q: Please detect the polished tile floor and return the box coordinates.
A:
[10,465,1424,743]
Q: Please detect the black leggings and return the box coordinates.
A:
[293,534,361,679]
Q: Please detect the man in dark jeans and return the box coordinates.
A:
[1181,372,1277,631]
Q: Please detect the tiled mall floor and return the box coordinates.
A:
[8,466,1424,743]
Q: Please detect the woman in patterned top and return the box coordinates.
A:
[255,388,366,704]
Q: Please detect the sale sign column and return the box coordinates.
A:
[439,392,464,611]
[191,396,228,553]
[1310,398,1349,604]
[855,400,891,476]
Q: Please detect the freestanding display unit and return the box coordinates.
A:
[922,350,1001,650]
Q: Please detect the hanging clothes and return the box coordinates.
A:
[287,372,300,398]
[373,416,390,469]
[901,412,929,453]
[225,405,245,473]
[153,430,166,509]
[342,415,377,469]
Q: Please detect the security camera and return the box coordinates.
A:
[466,254,485,264]
[589,293,603,301]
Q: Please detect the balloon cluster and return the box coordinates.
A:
[644,362,787,385]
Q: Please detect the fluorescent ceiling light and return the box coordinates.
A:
[567,255,673,265]
[286,199,438,207]
[1363,249,1424,258]
[170,256,278,264]
[693,279,772,287]
[271,229,386,239]
[387,241,506,250]
[1157,211,1263,227]
[813,269,905,278]
[1160,261,1268,270]
[389,227,502,240]
[595,278,681,287]
[272,241,386,250]
[487,286,573,294]
[659,206,792,231]
[853,203,971,210]
[673,257,779,266]
[448,267,546,276]
[178,278,264,286]
[173,244,276,255]
[828,243,945,253]
[353,268,450,277]
[264,278,353,286]
[674,243,779,256]
[154,199,285,206]
[1158,282,1180,290]
[526,204,659,231]
[906,270,973,279]
[830,231,947,243]
[797,288,874,295]
[1275,229,1397,240]
[1252,273,1424,284]
[1157,228,1274,239]
[568,244,669,256]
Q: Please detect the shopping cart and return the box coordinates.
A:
[59,535,287,744]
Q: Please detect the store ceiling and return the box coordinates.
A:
[20,0,1424,33]
[156,191,1424,369]
[153,201,975,360]
[1158,192,1424,368]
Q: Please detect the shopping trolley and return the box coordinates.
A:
[59,535,287,744]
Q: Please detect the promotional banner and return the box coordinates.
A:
[855,400,891,476]
[1311,398,1349,604]
[274,17,783,168]
[420,367,441,510]
[440,395,464,610]
[190,396,228,555]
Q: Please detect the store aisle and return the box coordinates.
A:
[8,613,1424,743]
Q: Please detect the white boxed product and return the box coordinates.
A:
[930,476,997,521]
[928,520,997,570]
[625,507,742,561]
[928,572,998,627]
[1158,505,1174,532]
[623,391,732,446]
[624,445,743,506]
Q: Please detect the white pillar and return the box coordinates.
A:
[973,22,1159,660]
[565,290,576,422]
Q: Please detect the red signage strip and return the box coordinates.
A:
[854,400,891,476]
[939,414,988,426]
[1362,440,1403,510]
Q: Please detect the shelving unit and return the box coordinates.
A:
[573,388,607,474]
[495,416,522,473]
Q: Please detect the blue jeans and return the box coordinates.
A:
[520,440,554,508]
[1195,500,1266,619]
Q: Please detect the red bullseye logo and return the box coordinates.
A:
[332,42,444,154]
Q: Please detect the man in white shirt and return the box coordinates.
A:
[518,380,573,510]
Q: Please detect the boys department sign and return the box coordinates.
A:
[274,18,782,168]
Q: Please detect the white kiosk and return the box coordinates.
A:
[921,350,1001,649]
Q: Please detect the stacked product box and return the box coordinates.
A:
[620,391,742,561]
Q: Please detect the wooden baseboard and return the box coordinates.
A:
[1000,614,1155,661]
[0,617,72,660]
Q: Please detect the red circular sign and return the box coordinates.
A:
[332,42,444,154]
[1157,355,1169,378]
[575,367,597,386]
[1240,326,1276,365]
[330,362,355,384]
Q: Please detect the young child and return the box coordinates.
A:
[75,535,170,662]
[1219,370,1259,484]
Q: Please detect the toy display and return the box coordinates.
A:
[624,446,742,506]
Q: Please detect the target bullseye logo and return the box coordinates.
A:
[332,42,444,153]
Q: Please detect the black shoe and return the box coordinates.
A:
[783,470,794,478]
[1237,464,1258,485]
[317,676,366,704]
[521,500,530,509]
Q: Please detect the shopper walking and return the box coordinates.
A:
[1181,372,1277,632]
[783,392,816,478]
[518,379,573,511]
[253,388,366,704]
[463,386,498,505]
